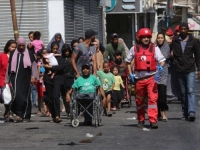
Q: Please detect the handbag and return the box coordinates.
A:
[2,84,14,105]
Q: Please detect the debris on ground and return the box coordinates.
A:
[143,128,150,131]
[127,117,136,120]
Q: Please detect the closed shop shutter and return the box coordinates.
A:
[0,0,48,51]
[64,0,103,45]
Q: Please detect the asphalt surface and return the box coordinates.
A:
[0,80,200,150]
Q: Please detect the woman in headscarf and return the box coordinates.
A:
[118,38,129,57]
[47,33,64,54]
[161,27,181,102]
[156,32,170,121]
[43,41,66,123]
[0,40,17,121]
[5,37,39,123]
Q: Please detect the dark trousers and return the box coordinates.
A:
[45,83,61,118]
[112,90,121,106]
[157,84,168,115]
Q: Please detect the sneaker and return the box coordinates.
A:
[137,121,144,128]
[150,122,158,129]
[188,113,196,122]
[181,116,188,121]
[112,107,116,111]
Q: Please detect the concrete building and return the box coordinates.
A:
[0,0,103,50]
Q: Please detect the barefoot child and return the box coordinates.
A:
[97,62,115,117]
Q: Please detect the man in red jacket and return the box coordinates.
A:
[126,28,165,129]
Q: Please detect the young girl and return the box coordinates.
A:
[28,31,44,53]
[111,66,125,111]
[61,44,75,114]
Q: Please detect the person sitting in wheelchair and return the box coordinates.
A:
[66,63,106,126]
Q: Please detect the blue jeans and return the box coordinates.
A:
[31,85,37,105]
[177,71,196,116]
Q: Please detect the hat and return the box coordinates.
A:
[85,29,97,38]
[114,50,122,56]
[179,22,189,29]
[81,63,90,70]
[111,33,118,39]
[175,25,180,32]
[166,28,174,36]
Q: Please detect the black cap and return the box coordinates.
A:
[111,33,118,39]
[81,63,90,70]
[114,50,122,56]
[179,22,189,29]
[85,29,97,38]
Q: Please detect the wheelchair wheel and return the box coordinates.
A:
[97,94,103,126]
[72,119,79,127]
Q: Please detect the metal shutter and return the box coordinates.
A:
[64,0,103,44]
[0,0,48,51]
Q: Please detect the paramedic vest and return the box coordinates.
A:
[134,43,156,72]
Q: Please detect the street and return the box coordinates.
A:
[0,80,200,150]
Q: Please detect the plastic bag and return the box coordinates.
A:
[2,84,12,105]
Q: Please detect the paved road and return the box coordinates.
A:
[0,80,200,150]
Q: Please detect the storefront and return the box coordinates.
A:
[0,0,48,50]
[105,0,152,48]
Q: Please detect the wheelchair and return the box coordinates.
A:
[70,88,103,127]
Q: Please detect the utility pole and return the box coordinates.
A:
[166,0,170,27]
[10,0,19,41]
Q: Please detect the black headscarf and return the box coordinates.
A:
[47,33,64,54]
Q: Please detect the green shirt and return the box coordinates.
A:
[97,71,115,92]
[104,43,126,61]
[72,75,101,94]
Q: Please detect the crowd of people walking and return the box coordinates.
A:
[0,22,199,129]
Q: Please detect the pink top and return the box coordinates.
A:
[31,40,44,53]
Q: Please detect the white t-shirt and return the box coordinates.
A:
[125,46,166,79]
[44,53,58,66]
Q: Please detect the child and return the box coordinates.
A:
[28,31,44,53]
[61,44,75,114]
[111,66,125,111]
[97,62,115,117]
[42,49,61,79]
[93,39,104,71]
[35,50,48,115]
[66,64,106,126]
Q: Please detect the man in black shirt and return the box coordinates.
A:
[172,22,200,122]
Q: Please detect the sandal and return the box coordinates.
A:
[14,116,23,123]
[54,116,62,123]
[23,119,30,123]
[162,117,168,122]
[107,112,112,117]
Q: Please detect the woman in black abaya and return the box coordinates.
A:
[43,41,66,123]
[6,37,38,123]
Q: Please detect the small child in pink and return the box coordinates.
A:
[28,31,44,53]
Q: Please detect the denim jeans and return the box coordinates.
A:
[31,85,37,105]
[177,71,196,116]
